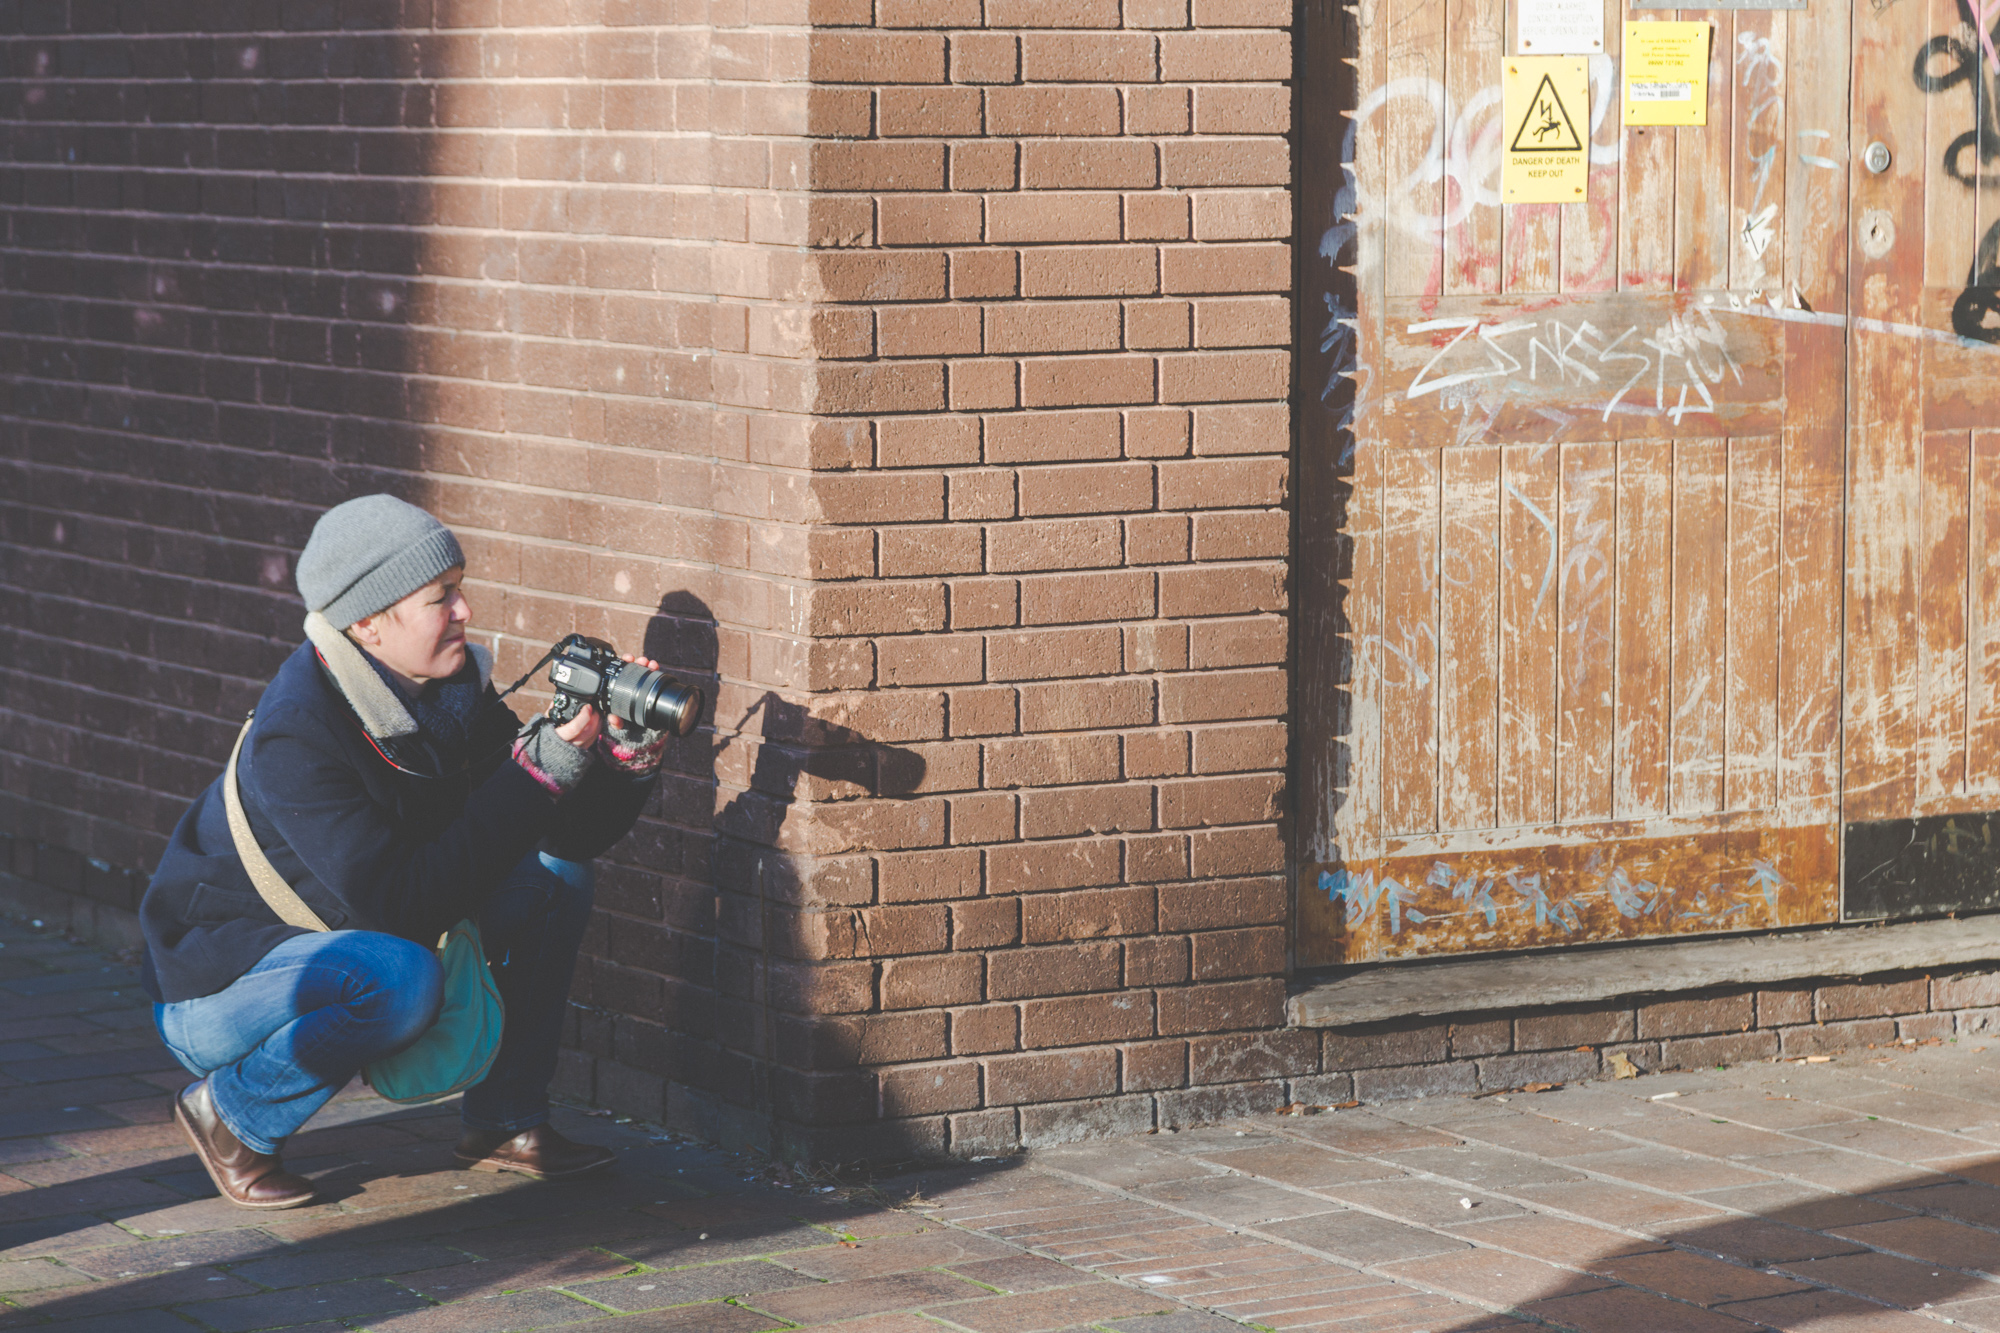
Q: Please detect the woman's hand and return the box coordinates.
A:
[554,703,603,749]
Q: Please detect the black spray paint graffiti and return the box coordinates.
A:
[1914,0,2000,342]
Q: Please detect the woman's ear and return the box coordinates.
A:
[347,613,383,649]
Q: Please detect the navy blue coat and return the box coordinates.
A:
[141,640,652,1003]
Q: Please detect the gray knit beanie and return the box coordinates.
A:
[296,495,465,629]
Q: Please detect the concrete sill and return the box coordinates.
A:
[1289,914,2000,1028]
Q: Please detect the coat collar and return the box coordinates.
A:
[301,612,493,743]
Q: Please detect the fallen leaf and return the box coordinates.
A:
[1805,1055,1833,1063]
[1331,1100,1361,1110]
[1524,1082,1560,1094]
[1607,1052,1639,1079]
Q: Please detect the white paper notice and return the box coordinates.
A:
[1518,0,1604,54]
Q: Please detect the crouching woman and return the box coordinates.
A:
[140,495,671,1209]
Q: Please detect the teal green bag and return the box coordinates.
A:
[224,720,505,1105]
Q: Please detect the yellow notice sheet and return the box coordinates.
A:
[1623,20,1710,126]
[1502,57,1590,204]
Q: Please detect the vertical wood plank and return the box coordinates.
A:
[1381,447,1442,834]
[1559,6,1621,293]
[1439,446,1501,830]
[1385,0,1448,295]
[1619,47,1676,290]
[1501,0,1558,294]
[1725,435,1781,812]
[1615,439,1673,818]
[1442,0,1503,295]
[1675,14,1734,292]
[1971,432,2000,791]
[1844,0,1929,824]
[1498,443,1559,826]
[1775,0,1847,825]
[1917,431,1971,801]
[1558,442,1616,822]
[1673,437,1728,815]
[1924,0,1975,295]
[1730,10,1787,292]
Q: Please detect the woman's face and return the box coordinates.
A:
[350,567,470,688]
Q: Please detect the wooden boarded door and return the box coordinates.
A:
[1297,0,1856,967]
[1842,0,2000,918]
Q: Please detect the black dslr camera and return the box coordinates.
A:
[545,635,703,737]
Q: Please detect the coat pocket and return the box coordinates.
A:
[187,881,268,923]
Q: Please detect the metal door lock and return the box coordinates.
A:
[1864,141,1892,173]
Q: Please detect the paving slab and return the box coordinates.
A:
[15,916,2000,1331]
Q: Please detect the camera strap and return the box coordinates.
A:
[223,714,332,934]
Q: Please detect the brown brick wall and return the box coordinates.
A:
[0,0,1295,1159]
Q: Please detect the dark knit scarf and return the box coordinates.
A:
[361,651,485,775]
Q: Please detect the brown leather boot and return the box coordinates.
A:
[454,1124,615,1180]
[173,1078,317,1210]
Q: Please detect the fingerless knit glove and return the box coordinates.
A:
[511,717,595,797]
[598,720,670,777]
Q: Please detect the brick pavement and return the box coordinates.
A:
[7,916,2000,1331]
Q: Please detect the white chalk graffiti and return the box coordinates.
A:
[1403,306,1744,439]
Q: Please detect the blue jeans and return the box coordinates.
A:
[158,850,594,1155]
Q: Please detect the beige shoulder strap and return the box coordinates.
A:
[224,716,331,933]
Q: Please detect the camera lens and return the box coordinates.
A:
[605,662,704,738]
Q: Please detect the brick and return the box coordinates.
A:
[880,195,986,247]
[1023,991,1157,1047]
[989,519,1125,573]
[952,33,1020,83]
[987,86,1124,137]
[952,792,1020,843]
[882,954,983,1010]
[1019,1094,1155,1146]
[952,248,1020,299]
[951,577,1020,629]
[1935,970,2000,1009]
[1817,979,1929,1021]
[953,1004,1021,1054]
[1160,668,1286,722]
[1125,729,1191,779]
[811,32,949,83]
[1127,300,1195,350]
[948,469,1017,520]
[1161,349,1289,403]
[1159,1079,1285,1126]
[1022,140,1159,190]
[987,941,1123,999]
[1780,1019,1896,1056]
[1191,926,1284,979]
[988,1047,1120,1106]
[1192,512,1288,562]
[953,142,1021,191]
[987,193,1123,246]
[987,410,1122,464]
[954,897,1021,949]
[1126,85,1193,134]
[950,1108,1021,1156]
[880,526,984,578]
[1353,1062,1479,1101]
[1126,935,1192,985]
[950,359,1020,411]
[940,687,1013,740]
[1476,1050,1600,1092]
[1020,570,1156,625]
[1020,33,1157,82]
[1127,621,1192,669]
[1021,246,1159,298]
[1158,457,1286,507]
[879,304,982,359]
[988,625,1124,680]
[986,302,1124,356]
[1658,1031,1779,1069]
[880,1061,982,1116]
[1020,678,1156,731]
[1190,825,1284,875]
[988,0,1124,25]
[1637,994,1754,1039]
[988,838,1123,893]
[985,733,1122,787]
[1126,407,1193,458]
[1159,31,1290,81]
[1322,1024,1447,1070]
[1190,1029,1317,1083]
[1128,835,1191,884]
[1021,886,1157,941]
[1758,988,1814,1027]
[1018,462,1154,517]
[1156,978,1284,1035]
[1451,1020,1512,1058]
[1191,721,1286,773]
[1515,1007,1635,1051]
[881,848,983,902]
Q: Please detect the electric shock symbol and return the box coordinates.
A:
[1509,74,1584,153]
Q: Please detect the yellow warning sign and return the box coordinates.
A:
[1623,21,1710,126]
[1503,57,1590,205]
